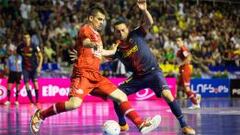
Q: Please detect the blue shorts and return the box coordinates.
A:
[119,70,170,97]
[22,69,38,83]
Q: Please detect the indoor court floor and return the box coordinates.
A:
[0,98,240,135]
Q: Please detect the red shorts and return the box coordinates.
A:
[178,64,192,87]
[69,72,117,99]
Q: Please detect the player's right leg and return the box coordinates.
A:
[23,70,34,104]
[113,77,144,131]
[30,77,90,135]
[30,97,82,135]
[4,83,12,106]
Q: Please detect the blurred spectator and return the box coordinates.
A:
[0,0,239,78]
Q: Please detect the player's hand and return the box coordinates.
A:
[68,49,78,62]
[113,42,120,49]
[137,0,147,11]
[111,42,120,52]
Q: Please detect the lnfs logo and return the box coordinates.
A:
[0,84,7,100]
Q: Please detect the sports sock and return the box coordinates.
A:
[7,90,10,101]
[26,90,34,103]
[35,89,39,103]
[186,91,198,105]
[40,102,66,120]
[113,101,127,126]
[16,90,19,101]
[119,101,143,127]
[168,100,187,128]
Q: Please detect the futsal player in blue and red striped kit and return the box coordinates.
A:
[92,0,196,134]
[17,33,43,107]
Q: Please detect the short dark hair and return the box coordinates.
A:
[88,4,106,17]
[113,17,129,26]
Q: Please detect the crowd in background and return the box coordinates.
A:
[0,0,240,78]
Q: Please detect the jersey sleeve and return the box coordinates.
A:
[79,26,91,40]
[182,50,189,57]
[6,57,10,68]
[132,26,147,37]
[182,47,190,58]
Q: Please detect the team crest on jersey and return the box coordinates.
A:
[129,38,135,44]
[123,45,138,58]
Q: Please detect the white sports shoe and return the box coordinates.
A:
[139,115,161,134]
[4,101,10,106]
[188,94,201,110]
[30,109,43,135]
[15,101,19,106]
[188,104,200,110]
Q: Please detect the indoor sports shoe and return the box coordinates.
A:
[188,104,200,110]
[30,109,43,135]
[182,126,196,135]
[4,101,10,106]
[188,94,201,110]
[196,94,201,105]
[15,101,19,106]
[139,115,161,134]
[120,123,129,131]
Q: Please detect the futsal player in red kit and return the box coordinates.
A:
[30,5,161,135]
[176,37,201,109]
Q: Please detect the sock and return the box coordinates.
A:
[40,102,66,120]
[119,101,143,127]
[35,89,39,103]
[7,90,10,101]
[186,91,198,105]
[16,90,19,101]
[113,101,127,126]
[26,90,34,103]
[168,100,187,128]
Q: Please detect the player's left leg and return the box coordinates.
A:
[150,70,196,135]
[4,83,12,106]
[15,72,22,105]
[97,77,161,134]
[23,69,34,104]
[162,90,196,135]
[181,65,201,109]
[4,72,15,105]
[32,69,40,104]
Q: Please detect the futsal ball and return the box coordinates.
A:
[102,120,120,135]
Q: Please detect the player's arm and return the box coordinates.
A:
[137,0,154,31]
[36,46,43,75]
[182,52,191,65]
[82,38,98,49]
[101,42,119,57]
[5,58,10,75]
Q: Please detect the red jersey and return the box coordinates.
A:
[73,24,102,80]
[177,46,190,61]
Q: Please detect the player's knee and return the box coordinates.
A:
[118,93,128,103]
[162,89,174,102]
[67,97,82,110]
[110,89,128,103]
